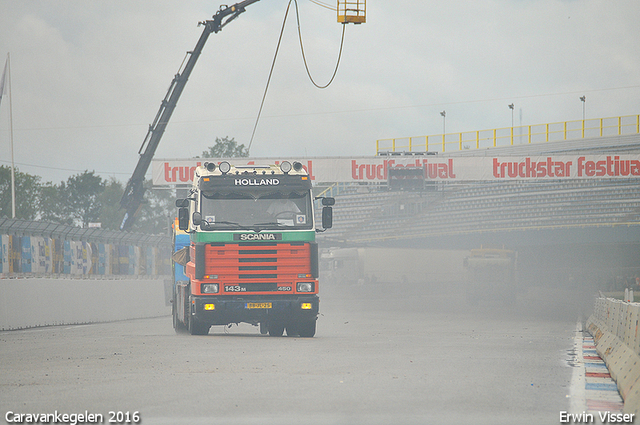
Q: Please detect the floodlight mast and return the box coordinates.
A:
[119,0,261,231]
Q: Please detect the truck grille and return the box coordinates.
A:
[204,242,311,288]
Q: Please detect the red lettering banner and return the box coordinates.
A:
[152,155,640,186]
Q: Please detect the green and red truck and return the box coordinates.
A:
[172,160,333,337]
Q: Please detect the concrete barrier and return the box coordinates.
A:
[586,297,640,415]
[0,277,171,331]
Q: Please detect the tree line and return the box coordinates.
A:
[0,166,172,233]
[0,137,248,233]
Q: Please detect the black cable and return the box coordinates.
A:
[308,0,335,11]
[248,0,347,152]
[294,0,346,89]
[247,1,293,153]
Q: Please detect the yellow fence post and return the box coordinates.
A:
[493,129,497,147]
[392,138,396,152]
[582,119,585,138]
[528,125,532,144]
[459,133,462,150]
[442,134,446,152]
[564,121,567,140]
[546,124,549,142]
[600,118,603,137]
[511,126,514,145]
[619,116,622,135]
[476,131,479,149]
[376,139,379,154]
[409,137,413,152]
[425,135,429,152]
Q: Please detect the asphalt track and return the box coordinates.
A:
[0,281,595,425]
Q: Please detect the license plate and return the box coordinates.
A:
[246,302,272,309]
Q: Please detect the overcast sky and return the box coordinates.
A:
[1,0,639,184]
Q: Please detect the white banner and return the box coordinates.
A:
[152,155,640,186]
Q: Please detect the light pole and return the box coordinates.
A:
[440,110,446,134]
[508,103,514,128]
[580,96,586,138]
[508,104,515,145]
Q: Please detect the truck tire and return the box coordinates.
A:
[297,320,316,338]
[172,298,188,334]
[188,314,210,335]
[259,322,268,335]
[285,323,299,337]
[268,322,285,337]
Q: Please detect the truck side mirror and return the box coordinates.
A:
[192,211,203,226]
[322,206,333,229]
[321,197,335,206]
[178,207,189,231]
[176,198,189,208]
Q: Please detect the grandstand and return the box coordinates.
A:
[317,132,640,248]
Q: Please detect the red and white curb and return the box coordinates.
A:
[568,321,624,422]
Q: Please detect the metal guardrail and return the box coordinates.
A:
[0,218,169,247]
[376,114,640,154]
[0,218,171,277]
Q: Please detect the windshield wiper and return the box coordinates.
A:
[204,221,254,231]
[214,221,242,226]
[251,222,295,231]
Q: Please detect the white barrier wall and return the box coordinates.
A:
[586,298,640,415]
[0,277,171,331]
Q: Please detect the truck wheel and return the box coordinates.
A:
[259,322,268,335]
[172,300,187,334]
[188,315,210,335]
[297,320,316,338]
[268,322,285,337]
[285,323,299,337]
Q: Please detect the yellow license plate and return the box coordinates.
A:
[246,302,272,309]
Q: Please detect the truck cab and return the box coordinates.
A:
[172,161,333,336]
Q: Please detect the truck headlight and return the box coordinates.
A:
[280,161,292,173]
[297,282,314,292]
[202,283,219,294]
[219,161,231,174]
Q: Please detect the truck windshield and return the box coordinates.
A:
[200,190,313,230]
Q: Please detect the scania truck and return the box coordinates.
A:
[172,160,333,337]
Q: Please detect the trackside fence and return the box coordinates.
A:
[0,218,171,278]
[377,114,640,154]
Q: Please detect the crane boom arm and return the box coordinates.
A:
[120,0,261,231]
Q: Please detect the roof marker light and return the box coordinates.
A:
[219,161,231,174]
[280,161,292,173]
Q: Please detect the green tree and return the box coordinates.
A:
[200,136,248,158]
[0,165,171,235]
[95,178,172,234]
[63,171,105,227]
[0,165,41,220]
[96,178,126,230]
[132,180,173,234]
[38,181,65,223]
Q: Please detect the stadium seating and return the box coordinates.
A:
[319,178,640,243]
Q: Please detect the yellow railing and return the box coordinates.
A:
[376,114,640,154]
